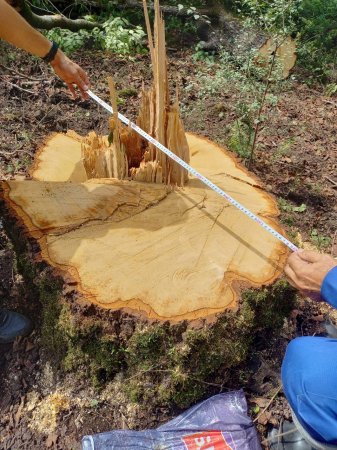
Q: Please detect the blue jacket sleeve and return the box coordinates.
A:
[321,266,337,308]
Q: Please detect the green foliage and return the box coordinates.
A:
[228,120,253,158]
[310,229,332,250]
[278,198,307,213]
[45,28,90,54]
[325,84,337,97]
[235,0,337,81]
[45,17,145,55]
[98,17,146,54]
[189,47,283,161]
[192,42,216,63]
[177,3,210,23]
[237,0,300,35]
[299,0,337,46]
[295,0,337,81]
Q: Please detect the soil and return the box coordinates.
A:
[0,42,336,450]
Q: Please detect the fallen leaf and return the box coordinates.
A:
[46,432,58,448]
[257,411,271,425]
[251,397,270,408]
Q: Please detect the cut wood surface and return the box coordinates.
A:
[2,131,288,321]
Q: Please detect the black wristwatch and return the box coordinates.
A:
[42,41,59,63]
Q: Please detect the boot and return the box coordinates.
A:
[323,321,337,339]
[268,421,314,449]
[0,309,32,344]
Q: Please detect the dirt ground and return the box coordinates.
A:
[0,44,336,449]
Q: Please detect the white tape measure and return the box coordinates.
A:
[87,90,298,252]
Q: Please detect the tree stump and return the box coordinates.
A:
[0,129,295,406]
[0,0,296,407]
[2,130,288,320]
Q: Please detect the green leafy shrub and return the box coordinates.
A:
[45,17,145,55]
[237,0,300,35]
[235,0,336,81]
[96,17,146,54]
[297,0,337,80]
[45,28,91,54]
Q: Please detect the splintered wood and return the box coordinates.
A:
[81,0,189,186]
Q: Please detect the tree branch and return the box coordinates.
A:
[12,0,101,31]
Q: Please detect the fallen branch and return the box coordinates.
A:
[14,0,101,31]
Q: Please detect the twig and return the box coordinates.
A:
[0,149,34,158]
[253,384,282,423]
[247,50,277,170]
[325,176,337,187]
[323,99,337,107]
[2,79,37,95]
[31,104,58,133]
[0,64,43,82]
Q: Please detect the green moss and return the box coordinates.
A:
[118,88,138,98]
[242,279,297,329]
[126,324,171,368]
[36,273,68,360]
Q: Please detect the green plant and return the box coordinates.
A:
[45,17,145,55]
[192,42,215,63]
[228,120,253,158]
[237,0,300,35]
[98,17,146,54]
[45,28,91,54]
[236,0,337,81]
[271,138,293,162]
[178,3,211,23]
[310,229,331,250]
[325,84,337,97]
[297,0,337,78]
[278,198,307,213]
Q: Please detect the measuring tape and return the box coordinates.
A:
[87,89,298,252]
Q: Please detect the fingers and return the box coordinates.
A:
[66,83,76,99]
[284,263,299,288]
[51,53,90,100]
[287,252,306,273]
[72,67,89,100]
[78,66,90,89]
[296,250,322,263]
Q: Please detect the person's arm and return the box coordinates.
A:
[0,0,90,98]
[284,250,337,307]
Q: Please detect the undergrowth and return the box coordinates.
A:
[44,17,146,55]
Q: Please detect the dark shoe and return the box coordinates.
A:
[0,309,32,344]
[268,421,315,449]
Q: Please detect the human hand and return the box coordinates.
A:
[284,250,337,296]
[50,50,90,100]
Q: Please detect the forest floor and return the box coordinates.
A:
[0,45,336,449]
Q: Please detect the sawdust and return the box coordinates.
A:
[29,391,70,434]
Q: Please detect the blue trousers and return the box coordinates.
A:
[282,337,337,445]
